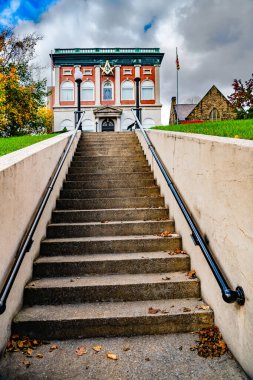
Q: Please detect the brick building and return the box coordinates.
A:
[49,48,164,132]
[169,85,236,124]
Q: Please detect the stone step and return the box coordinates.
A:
[70,159,150,168]
[76,145,142,151]
[23,272,199,305]
[60,187,160,199]
[74,151,145,157]
[77,142,140,148]
[66,172,153,181]
[68,166,151,174]
[12,298,213,339]
[51,207,169,223]
[63,179,155,189]
[33,252,190,277]
[72,157,147,165]
[46,220,174,238]
[56,196,165,210]
[40,234,181,256]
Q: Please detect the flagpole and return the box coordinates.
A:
[176,47,179,124]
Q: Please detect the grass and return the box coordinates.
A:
[0,134,58,157]
[153,119,253,140]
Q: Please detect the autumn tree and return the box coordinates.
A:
[0,28,51,136]
[228,74,253,119]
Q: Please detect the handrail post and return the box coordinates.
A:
[131,109,245,306]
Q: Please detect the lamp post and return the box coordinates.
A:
[134,77,141,128]
[74,67,83,130]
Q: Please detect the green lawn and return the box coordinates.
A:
[0,134,58,157]
[153,119,253,140]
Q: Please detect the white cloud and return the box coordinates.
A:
[13,0,253,124]
[0,0,21,25]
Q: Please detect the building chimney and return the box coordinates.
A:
[171,96,176,106]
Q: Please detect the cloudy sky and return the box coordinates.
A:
[1,0,253,124]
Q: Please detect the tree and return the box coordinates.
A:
[228,74,253,119]
[0,28,51,136]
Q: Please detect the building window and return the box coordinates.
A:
[60,81,74,101]
[143,118,155,129]
[83,69,92,75]
[123,68,132,75]
[60,119,74,131]
[210,108,219,121]
[143,68,152,75]
[121,80,134,100]
[81,80,94,101]
[103,80,113,100]
[63,69,72,75]
[141,80,154,100]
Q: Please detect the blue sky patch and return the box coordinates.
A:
[144,17,156,33]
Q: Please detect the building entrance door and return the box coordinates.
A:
[102,118,114,132]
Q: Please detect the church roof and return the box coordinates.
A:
[174,104,197,120]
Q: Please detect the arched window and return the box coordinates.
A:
[60,119,74,131]
[122,118,135,131]
[121,80,134,100]
[60,81,74,101]
[210,108,219,121]
[141,80,154,100]
[143,118,155,129]
[81,80,94,101]
[103,80,113,100]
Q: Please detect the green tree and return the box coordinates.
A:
[0,27,51,136]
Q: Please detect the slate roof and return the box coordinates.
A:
[174,104,197,121]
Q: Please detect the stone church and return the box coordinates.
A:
[48,48,164,132]
[169,85,236,124]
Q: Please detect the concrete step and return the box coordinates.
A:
[46,220,175,238]
[59,187,160,199]
[68,166,151,174]
[56,196,165,210]
[40,234,181,255]
[33,252,190,277]
[63,179,155,189]
[51,207,169,223]
[66,172,154,182]
[23,272,199,305]
[70,159,150,168]
[72,155,147,163]
[74,152,145,157]
[12,298,213,339]
[77,143,140,149]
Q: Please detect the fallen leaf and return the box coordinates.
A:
[26,348,33,357]
[75,346,87,356]
[186,270,196,279]
[183,307,191,312]
[159,230,173,237]
[18,341,24,348]
[148,307,160,314]
[197,305,210,310]
[178,346,183,351]
[122,346,130,352]
[160,309,170,314]
[192,326,228,358]
[107,352,118,360]
[92,345,102,352]
[145,357,150,361]
[22,359,31,367]
[49,344,59,352]
[36,353,43,359]
[162,276,171,281]
[101,220,109,223]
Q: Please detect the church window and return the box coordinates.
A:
[121,80,134,100]
[141,80,154,100]
[103,80,113,100]
[81,80,94,101]
[210,108,219,121]
[60,81,74,101]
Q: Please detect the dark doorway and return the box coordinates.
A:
[102,118,115,132]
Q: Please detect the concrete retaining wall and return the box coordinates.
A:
[137,129,253,377]
[0,131,80,353]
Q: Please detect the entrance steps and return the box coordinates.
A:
[12,132,213,340]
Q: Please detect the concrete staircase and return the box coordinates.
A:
[12,132,213,339]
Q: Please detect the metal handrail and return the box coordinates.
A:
[131,110,245,306]
[0,112,85,314]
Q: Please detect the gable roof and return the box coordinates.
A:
[175,104,196,121]
[93,105,123,115]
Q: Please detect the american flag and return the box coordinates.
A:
[176,50,180,71]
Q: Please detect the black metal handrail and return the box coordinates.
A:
[131,110,245,306]
[0,112,85,314]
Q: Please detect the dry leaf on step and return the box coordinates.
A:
[107,352,118,360]
[183,307,191,312]
[197,305,210,310]
[186,270,196,279]
[148,307,160,314]
[49,344,59,352]
[162,276,171,281]
[75,346,87,356]
[36,353,43,359]
[159,231,173,237]
[22,359,31,367]
[92,345,102,352]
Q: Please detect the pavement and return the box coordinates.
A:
[0,333,248,380]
